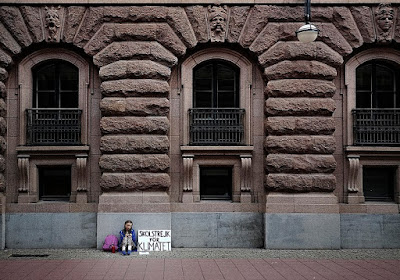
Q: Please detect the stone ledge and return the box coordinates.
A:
[4,1,390,4]
[16,146,90,154]
[266,192,339,213]
[346,146,400,153]
[340,203,400,214]
[181,146,254,155]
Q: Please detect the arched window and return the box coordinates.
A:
[190,60,243,146]
[193,60,239,108]
[33,60,79,108]
[28,60,81,145]
[356,61,399,109]
[353,60,400,146]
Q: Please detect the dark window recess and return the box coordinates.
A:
[28,60,81,145]
[193,60,239,108]
[39,166,71,201]
[353,60,400,146]
[33,60,79,109]
[200,167,232,200]
[191,60,244,145]
[363,167,395,202]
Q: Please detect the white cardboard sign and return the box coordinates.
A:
[137,230,171,252]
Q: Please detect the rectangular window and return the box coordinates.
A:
[39,166,71,201]
[363,166,395,201]
[200,167,232,200]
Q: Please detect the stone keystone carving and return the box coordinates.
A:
[208,5,228,42]
[44,6,61,42]
[375,3,395,43]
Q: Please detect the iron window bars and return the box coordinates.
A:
[26,108,82,145]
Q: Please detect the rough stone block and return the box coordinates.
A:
[265,60,337,81]
[259,41,343,68]
[0,155,5,172]
[0,68,8,82]
[0,48,12,68]
[101,79,169,97]
[0,6,32,47]
[265,135,336,154]
[239,5,269,48]
[0,99,5,117]
[0,22,21,55]
[73,6,104,48]
[266,116,335,135]
[100,97,169,117]
[350,6,376,44]
[265,98,336,116]
[265,173,336,192]
[318,23,353,56]
[100,135,169,154]
[166,7,197,48]
[0,82,5,98]
[63,6,86,43]
[249,22,298,55]
[100,116,169,135]
[93,41,178,68]
[266,154,336,174]
[227,6,250,43]
[333,6,363,49]
[240,5,302,48]
[99,60,171,81]
[311,6,334,22]
[266,79,336,98]
[185,6,208,43]
[100,173,170,192]
[265,213,340,249]
[0,173,4,191]
[0,117,6,136]
[19,6,43,43]
[99,154,170,172]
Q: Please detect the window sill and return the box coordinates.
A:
[16,145,90,155]
[181,145,253,156]
[345,146,400,155]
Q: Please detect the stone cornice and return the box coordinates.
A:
[0,0,397,5]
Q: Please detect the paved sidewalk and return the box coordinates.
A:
[0,249,399,280]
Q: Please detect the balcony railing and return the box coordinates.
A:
[352,108,400,146]
[26,109,82,145]
[189,108,245,145]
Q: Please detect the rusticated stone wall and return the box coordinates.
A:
[0,4,399,194]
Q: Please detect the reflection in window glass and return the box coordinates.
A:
[33,60,79,108]
[200,167,232,200]
[363,167,395,202]
[194,60,239,108]
[356,61,398,109]
[39,166,71,201]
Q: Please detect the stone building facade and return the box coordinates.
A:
[0,0,399,249]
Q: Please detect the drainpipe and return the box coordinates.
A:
[1,193,5,250]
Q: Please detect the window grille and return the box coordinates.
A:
[189,108,245,145]
[352,108,400,146]
[26,109,82,145]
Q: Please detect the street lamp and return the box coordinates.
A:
[296,0,319,43]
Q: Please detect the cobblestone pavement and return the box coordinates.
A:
[0,248,399,279]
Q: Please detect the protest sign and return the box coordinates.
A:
[137,230,171,252]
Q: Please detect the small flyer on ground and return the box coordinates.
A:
[137,230,171,253]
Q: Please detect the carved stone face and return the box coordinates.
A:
[210,15,226,33]
[45,8,60,29]
[375,5,394,32]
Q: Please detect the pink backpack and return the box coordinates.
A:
[103,234,119,251]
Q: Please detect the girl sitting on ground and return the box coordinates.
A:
[120,220,136,255]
